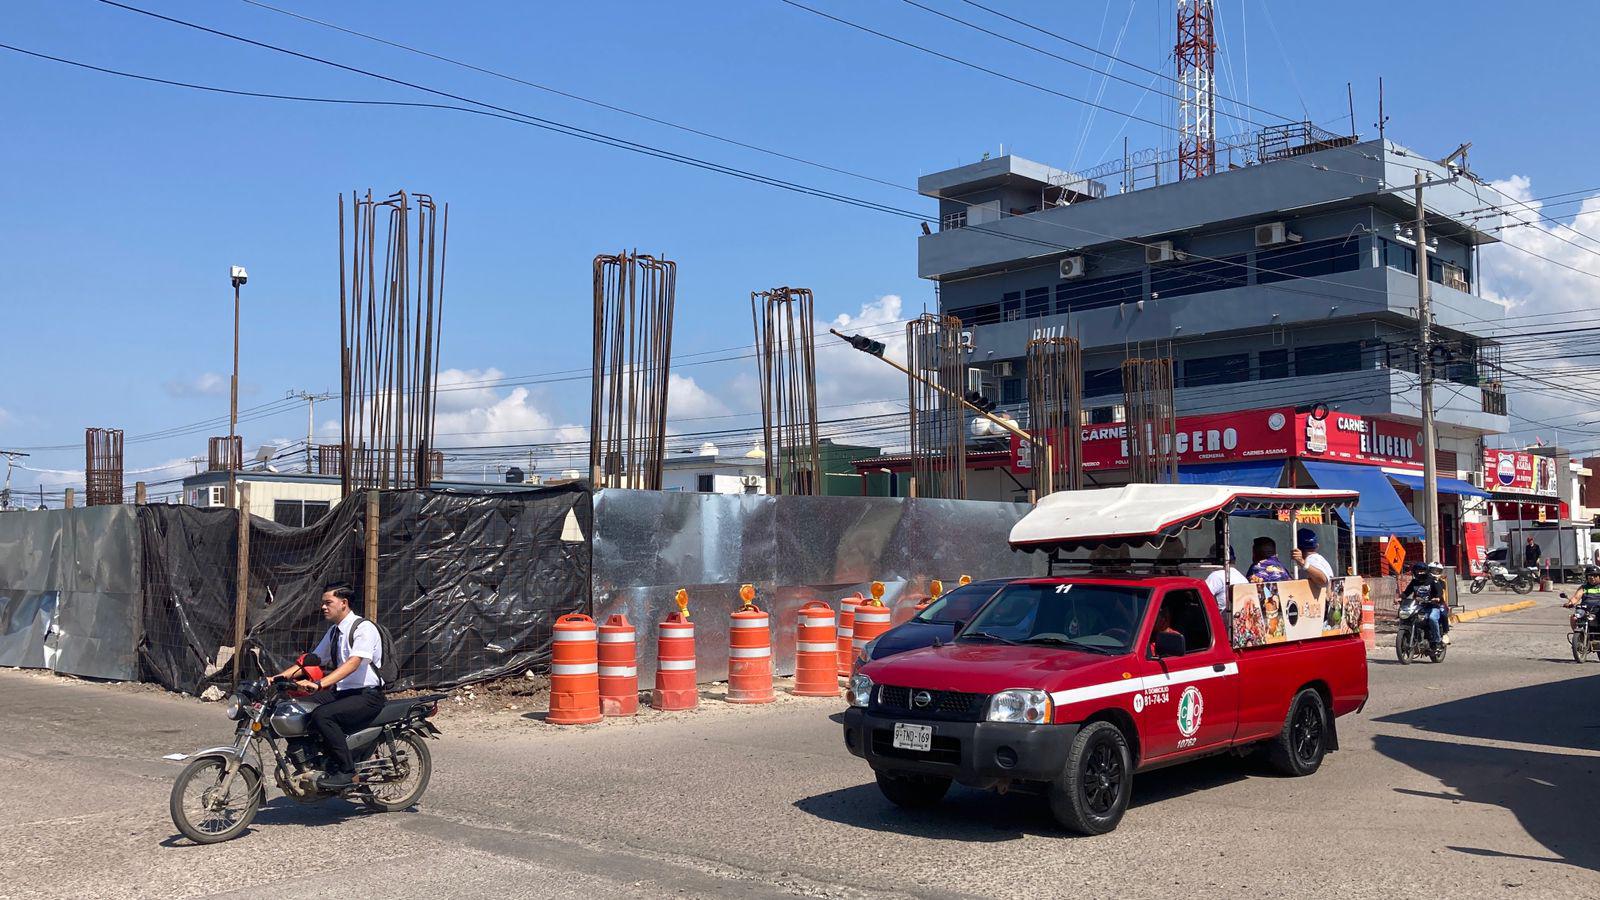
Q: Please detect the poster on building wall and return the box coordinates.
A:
[1463,522,1487,577]
[1298,412,1423,467]
[1484,449,1559,497]
[1230,577,1363,648]
[1009,407,1297,473]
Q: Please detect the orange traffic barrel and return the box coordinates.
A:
[852,581,893,659]
[793,600,839,697]
[549,613,602,725]
[727,584,774,704]
[652,602,698,712]
[598,613,638,717]
[1360,581,1376,650]
[837,594,861,677]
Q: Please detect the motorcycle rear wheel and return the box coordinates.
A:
[170,756,261,845]
[1512,575,1534,594]
[1429,640,1447,663]
[360,733,432,812]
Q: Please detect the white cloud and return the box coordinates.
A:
[667,373,731,420]
[815,294,912,429]
[163,372,233,398]
[430,368,587,449]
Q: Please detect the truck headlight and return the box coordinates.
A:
[987,689,1052,724]
[223,694,244,721]
[848,674,874,708]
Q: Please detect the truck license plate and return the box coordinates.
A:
[892,722,933,752]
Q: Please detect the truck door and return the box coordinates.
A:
[1134,588,1241,760]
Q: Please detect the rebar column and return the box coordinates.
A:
[752,287,821,495]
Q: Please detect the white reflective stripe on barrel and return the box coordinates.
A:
[854,611,891,623]
[657,659,696,671]
[852,638,868,649]
[728,646,771,659]
[730,617,770,628]
[598,631,636,643]
[660,626,695,638]
[553,630,597,642]
[798,641,836,653]
[550,662,598,675]
[837,627,853,637]
[801,615,836,627]
[598,665,637,677]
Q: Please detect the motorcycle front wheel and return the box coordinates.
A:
[170,756,261,844]
[360,733,432,812]
[1395,628,1412,665]
[1469,578,1486,595]
[1573,633,1589,664]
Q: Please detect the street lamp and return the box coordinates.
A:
[229,265,248,507]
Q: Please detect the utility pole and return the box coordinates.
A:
[0,450,29,511]
[1414,169,1441,563]
[228,266,249,508]
[286,389,332,473]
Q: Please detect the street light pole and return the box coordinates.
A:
[229,266,248,507]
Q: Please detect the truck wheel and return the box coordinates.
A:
[874,771,950,809]
[1267,688,1328,777]
[1048,721,1132,836]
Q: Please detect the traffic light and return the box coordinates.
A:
[964,390,996,414]
[844,332,886,357]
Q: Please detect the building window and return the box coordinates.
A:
[942,210,967,230]
[1183,353,1250,387]
[1024,286,1051,319]
[273,500,304,527]
[1149,254,1250,300]
[1257,235,1361,283]
[1055,271,1143,315]
[696,474,715,493]
[1001,292,1022,322]
[1084,367,1124,398]
[1258,348,1290,380]
[1088,406,1118,425]
[303,501,331,525]
[1001,377,1024,405]
[1381,238,1416,275]
[1295,341,1364,376]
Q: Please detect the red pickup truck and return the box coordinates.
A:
[840,485,1370,835]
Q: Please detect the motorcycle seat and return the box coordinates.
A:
[369,694,447,727]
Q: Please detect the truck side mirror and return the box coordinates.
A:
[1151,631,1186,659]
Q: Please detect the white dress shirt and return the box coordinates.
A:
[311,614,383,690]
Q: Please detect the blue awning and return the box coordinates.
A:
[1386,471,1491,499]
[1300,460,1425,539]
[1178,460,1286,488]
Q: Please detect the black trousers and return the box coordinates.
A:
[308,687,384,773]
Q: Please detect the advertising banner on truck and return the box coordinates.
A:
[1230,578,1363,648]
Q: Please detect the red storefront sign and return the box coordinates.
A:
[1009,406,1426,474]
[1484,448,1558,497]
[1462,521,1487,577]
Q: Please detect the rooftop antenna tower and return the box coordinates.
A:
[1176,0,1217,180]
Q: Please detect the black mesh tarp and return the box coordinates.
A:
[136,485,590,692]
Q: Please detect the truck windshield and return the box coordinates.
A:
[958,582,1151,655]
[913,582,1006,625]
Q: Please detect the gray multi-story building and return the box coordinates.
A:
[913,132,1518,568]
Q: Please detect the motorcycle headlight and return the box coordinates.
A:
[1398,601,1418,617]
[986,689,1052,724]
[848,674,874,708]
[223,694,244,721]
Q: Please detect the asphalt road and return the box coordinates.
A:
[2,595,1596,899]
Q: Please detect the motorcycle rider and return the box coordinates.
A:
[274,581,385,790]
[1427,561,1452,645]
[1563,565,1600,612]
[1399,562,1448,651]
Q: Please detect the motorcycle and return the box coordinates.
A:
[166,664,444,844]
[1468,563,1535,595]
[1563,593,1600,664]
[1394,598,1447,664]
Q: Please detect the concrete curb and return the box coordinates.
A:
[1451,599,1538,624]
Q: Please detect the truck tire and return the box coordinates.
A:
[874,771,951,809]
[1048,720,1132,836]
[1266,688,1328,777]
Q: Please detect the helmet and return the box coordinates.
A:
[1412,563,1429,576]
[1296,528,1319,551]
[1586,565,1600,579]
[1428,562,1445,574]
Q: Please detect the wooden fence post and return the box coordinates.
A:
[64,488,75,509]
[364,489,379,621]
[231,483,251,687]
[134,481,147,505]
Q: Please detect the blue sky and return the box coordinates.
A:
[4,0,1598,497]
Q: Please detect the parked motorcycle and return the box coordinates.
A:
[1394,597,1447,664]
[166,665,444,844]
[1468,563,1534,595]
[1563,593,1600,664]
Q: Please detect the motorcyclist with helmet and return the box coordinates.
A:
[1400,562,1449,651]
[1563,565,1600,612]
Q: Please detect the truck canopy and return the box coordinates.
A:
[1009,484,1360,553]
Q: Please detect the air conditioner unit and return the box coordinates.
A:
[1254,221,1303,247]
[1441,263,1469,292]
[1058,255,1087,279]
[1467,471,1485,489]
[993,361,1015,377]
[1145,240,1177,264]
